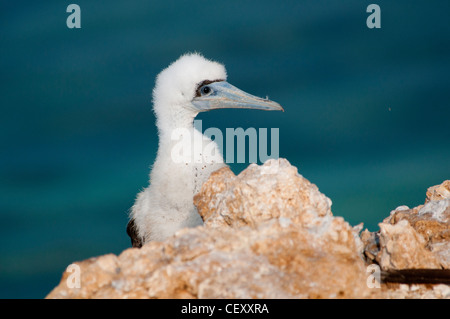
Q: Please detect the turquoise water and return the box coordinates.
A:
[1,1,449,298]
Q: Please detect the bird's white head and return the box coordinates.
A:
[152,53,283,132]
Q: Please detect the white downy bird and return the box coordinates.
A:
[127,53,283,247]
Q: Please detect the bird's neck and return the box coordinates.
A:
[152,104,227,197]
[154,102,227,172]
[156,104,198,137]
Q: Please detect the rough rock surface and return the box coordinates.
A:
[426,180,450,202]
[362,180,450,271]
[46,161,449,299]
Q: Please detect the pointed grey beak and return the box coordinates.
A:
[192,81,284,112]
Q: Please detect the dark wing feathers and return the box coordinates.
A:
[126,218,143,248]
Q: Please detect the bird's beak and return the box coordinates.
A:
[192,81,284,112]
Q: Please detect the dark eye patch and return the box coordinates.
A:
[195,79,224,97]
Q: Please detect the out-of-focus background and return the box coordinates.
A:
[1,0,449,298]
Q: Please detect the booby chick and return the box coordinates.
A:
[127,53,283,247]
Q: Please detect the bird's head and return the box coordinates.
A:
[152,53,283,129]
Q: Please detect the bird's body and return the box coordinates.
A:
[130,128,226,243]
[128,53,282,246]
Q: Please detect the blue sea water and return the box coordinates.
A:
[1,1,449,298]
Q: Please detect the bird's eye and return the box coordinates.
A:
[201,86,211,95]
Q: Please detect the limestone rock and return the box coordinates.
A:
[47,159,377,299]
[426,180,450,202]
[378,220,442,270]
[194,159,333,233]
[378,199,450,270]
[362,180,450,271]
[46,161,449,299]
